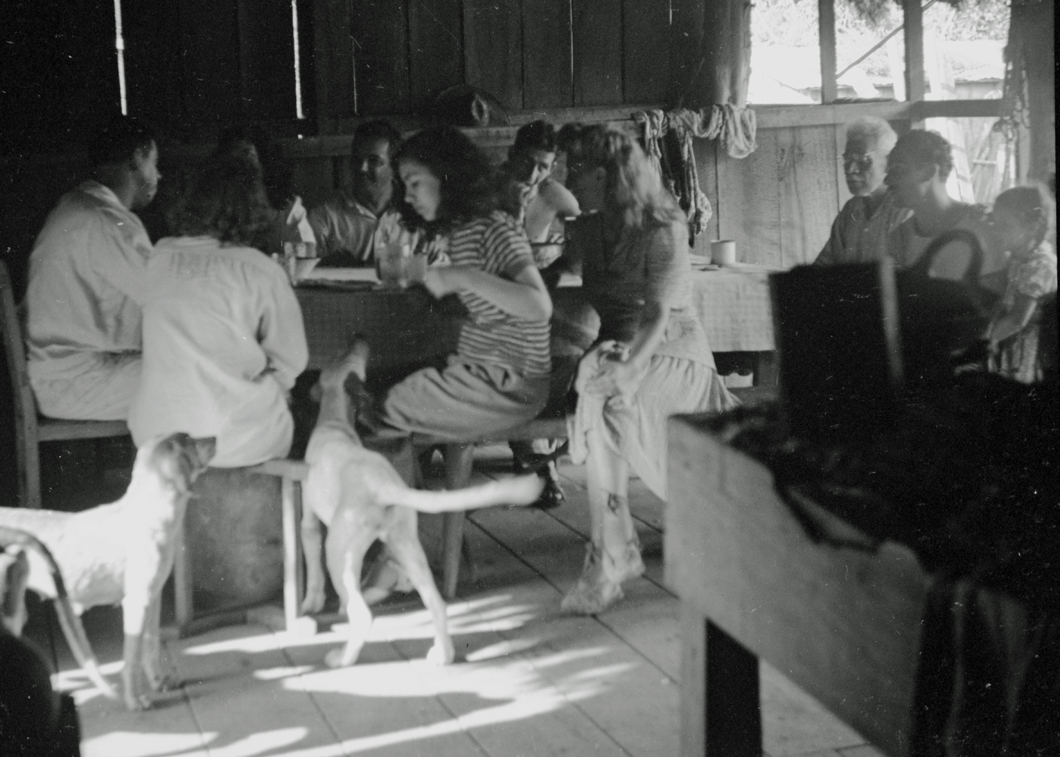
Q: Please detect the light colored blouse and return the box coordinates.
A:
[128,236,308,468]
[25,180,154,383]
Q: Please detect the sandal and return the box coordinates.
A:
[561,538,644,615]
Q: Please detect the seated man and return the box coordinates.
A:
[24,115,160,420]
[501,121,582,510]
[815,116,908,266]
[307,120,400,265]
[500,120,581,245]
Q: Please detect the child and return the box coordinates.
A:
[986,184,1057,383]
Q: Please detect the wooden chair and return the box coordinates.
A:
[0,261,129,509]
[413,413,570,599]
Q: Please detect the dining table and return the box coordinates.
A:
[295,279,462,387]
[294,263,778,387]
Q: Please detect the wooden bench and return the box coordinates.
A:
[0,261,130,510]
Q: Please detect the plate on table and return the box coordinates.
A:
[300,266,379,283]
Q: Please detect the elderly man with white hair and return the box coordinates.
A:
[815,116,909,265]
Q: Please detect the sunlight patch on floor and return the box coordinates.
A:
[81,731,204,757]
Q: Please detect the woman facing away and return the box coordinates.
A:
[556,124,739,615]
[127,150,309,610]
[985,184,1057,384]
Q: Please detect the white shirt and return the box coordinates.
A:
[25,180,154,382]
[128,237,309,468]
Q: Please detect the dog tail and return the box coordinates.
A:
[0,526,119,701]
[384,474,544,513]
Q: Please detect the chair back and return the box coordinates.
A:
[0,261,41,507]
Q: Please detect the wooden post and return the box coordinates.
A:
[902,0,925,104]
[818,0,837,103]
[1015,0,1056,181]
[678,0,753,107]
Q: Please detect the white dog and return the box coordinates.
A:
[0,432,215,710]
[302,343,543,667]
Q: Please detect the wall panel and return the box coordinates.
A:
[522,0,573,109]
[408,0,464,114]
[571,0,623,106]
[237,0,298,121]
[178,0,243,130]
[350,0,411,115]
[314,0,357,128]
[463,0,523,111]
[622,0,671,104]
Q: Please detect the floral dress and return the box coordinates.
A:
[992,242,1058,383]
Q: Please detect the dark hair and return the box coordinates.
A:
[213,122,292,210]
[994,184,1056,251]
[88,114,156,168]
[391,125,498,234]
[509,120,557,162]
[890,129,954,181]
[352,119,402,155]
[167,153,275,248]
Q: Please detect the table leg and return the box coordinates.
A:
[681,604,762,756]
[753,351,777,388]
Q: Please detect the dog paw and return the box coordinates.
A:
[123,689,153,711]
[301,592,326,615]
[425,642,455,666]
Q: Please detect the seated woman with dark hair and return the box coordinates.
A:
[368,125,553,439]
[128,153,308,467]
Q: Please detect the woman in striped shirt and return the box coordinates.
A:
[374,126,553,440]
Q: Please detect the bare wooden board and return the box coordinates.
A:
[463,0,524,111]
[236,0,297,121]
[622,0,672,104]
[572,0,624,106]
[666,417,929,756]
[351,0,411,115]
[776,124,840,267]
[408,0,465,114]
[522,0,574,109]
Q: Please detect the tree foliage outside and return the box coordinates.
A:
[752,0,1009,78]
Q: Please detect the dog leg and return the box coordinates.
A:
[141,593,177,693]
[300,511,327,614]
[323,519,375,668]
[122,545,170,710]
[385,518,455,665]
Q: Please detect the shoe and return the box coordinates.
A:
[560,539,644,615]
[532,475,565,510]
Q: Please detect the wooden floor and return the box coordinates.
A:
[26,444,887,757]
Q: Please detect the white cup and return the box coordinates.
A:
[711,239,737,266]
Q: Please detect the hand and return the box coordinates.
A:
[421,267,459,298]
[584,356,641,404]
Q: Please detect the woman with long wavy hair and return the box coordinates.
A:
[557,124,738,614]
[367,126,554,439]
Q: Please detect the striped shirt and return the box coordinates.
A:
[449,212,551,378]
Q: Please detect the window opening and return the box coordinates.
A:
[113,0,128,115]
[292,0,306,120]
